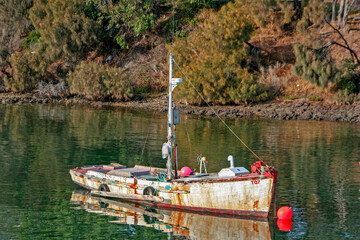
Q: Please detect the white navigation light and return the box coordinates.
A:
[171,78,183,92]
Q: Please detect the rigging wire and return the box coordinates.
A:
[173,59,265,163]
[172,0,175,55]
[139,111,157,162]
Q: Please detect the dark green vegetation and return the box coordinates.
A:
[1,104,360,239]
[0,0,359,103]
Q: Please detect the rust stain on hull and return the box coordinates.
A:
[253,200,259,209]
[70,169,275,218]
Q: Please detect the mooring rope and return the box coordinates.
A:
[173,59,264,163]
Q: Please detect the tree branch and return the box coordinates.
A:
[325,19,360,65]
[1,68,11,78]
[244,41,271,55]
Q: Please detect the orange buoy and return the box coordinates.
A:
[277,219,293,231]
[277,206,293,219]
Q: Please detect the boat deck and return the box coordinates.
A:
[72,164,272,184]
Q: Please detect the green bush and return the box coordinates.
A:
[67,61,133,100]
[293,44,339,88]
[85,0,160,49]
[296,1,325,34]
[4,51,48,92]
[22,30,41,49]
[336,59,359,94]
[29,0,100,61]
[173,1,268,104]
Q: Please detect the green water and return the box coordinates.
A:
[0,104,359,239]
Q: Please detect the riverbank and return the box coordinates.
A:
[1,92,360,122]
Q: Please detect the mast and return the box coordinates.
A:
[166,54,174,180]
[166,54,182,180]
[168,54,174,141]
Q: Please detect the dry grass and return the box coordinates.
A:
[35,81,69,97]
[259,62,289,93]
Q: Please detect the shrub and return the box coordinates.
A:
[334,89,358,104]
[0,76,6,92]
[67,61,133,100]
[85,0,160,49]
[336,59,359,94]
[240,0,276,28]
[296,1,326,34]
[0,0,33,67]
[22,30,41,49]
[173,2,268,104]
[4,51,48,92]
[0,47,10,68]
[293,44,339,88]
[29,0,100,62]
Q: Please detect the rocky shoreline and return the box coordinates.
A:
[1,92,360,122]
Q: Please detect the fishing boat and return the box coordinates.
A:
[69,54,278,218]
[70,189,272,239]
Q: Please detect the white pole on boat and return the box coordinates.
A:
[166,54,182,180]
[167,54,174,180]
[168,54,174,139]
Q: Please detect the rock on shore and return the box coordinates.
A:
[1,93,360,122]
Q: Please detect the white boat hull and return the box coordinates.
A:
[70,167,275,218]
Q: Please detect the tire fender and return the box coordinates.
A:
[98,184,110,192]
[143,186,157,196]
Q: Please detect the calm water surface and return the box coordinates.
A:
[0,104,359,239]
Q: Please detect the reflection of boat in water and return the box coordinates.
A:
[70,190,272,240]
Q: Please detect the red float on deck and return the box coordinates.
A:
[180,166,193,177]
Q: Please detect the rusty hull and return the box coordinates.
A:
[70,169,274,218]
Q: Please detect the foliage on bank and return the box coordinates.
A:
[0,0,359,104]
[68,61,133,100]
[173,1,268,104]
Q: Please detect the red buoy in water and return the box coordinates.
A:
[180,166,192,177]
[277,219,293,231]
[277,206,293,220]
